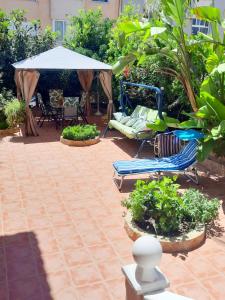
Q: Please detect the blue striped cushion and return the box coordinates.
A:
[113,140,197,175]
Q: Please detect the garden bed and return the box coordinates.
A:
[124,211,206,253]
[0,127,20,136]
[60,136,100,147]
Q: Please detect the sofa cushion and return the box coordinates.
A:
[113,112,123,122]
[109,120,137,139]
[125,117,139,127]
[132,119,147,131]
[120,116,130,124]
[146,109,159,123]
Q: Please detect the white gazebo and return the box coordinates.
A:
[13,46,113,136]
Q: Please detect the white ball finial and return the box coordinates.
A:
[132,236,162,282]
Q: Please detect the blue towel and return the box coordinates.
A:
[173,129,204,141]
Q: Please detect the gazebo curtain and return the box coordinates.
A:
[77,70,94,116]
[99,71,113,121]
[15,70,40,136]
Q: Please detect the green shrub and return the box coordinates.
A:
[182,189,220,226]
[0,120,9,130]
[122,176,220,236]
[4,99,26,128]
[122,177,184,235]
[62,124,100,141]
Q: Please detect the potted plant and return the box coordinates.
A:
[60,124,100,146]
[122,176,220,253]
[3,99,26,135]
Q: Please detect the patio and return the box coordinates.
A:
[0,122,225,300]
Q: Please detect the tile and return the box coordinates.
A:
[0,280,8,300]
[51,287,78,300]
[8,276,43,300]
[176,281,212,300]
[31,228,59,254]
[88,243,117,262]
[7,257,37,282]
[97,258,123,281]
[201,275,225,300]
[76,283,111,300]
[40,270,72,295]
[64,248,92,267]
[70,263,102,286]
[81,230,107,246]
[49,212,72,226]
[35,252,65,275]
[28,215,51,229]
[106,278,126,300]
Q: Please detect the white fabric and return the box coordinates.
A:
[13,46,112,71]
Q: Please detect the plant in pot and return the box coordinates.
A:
[4,99,26,133]
[0,89,14,132]
[122,176,220,252]
[61,124,100,146]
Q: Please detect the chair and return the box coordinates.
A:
[113,139,199,190]
[61,97,79,127]
[49,89,64,108]
[37,93,58,128]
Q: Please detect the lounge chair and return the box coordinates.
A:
[113,139,199,190]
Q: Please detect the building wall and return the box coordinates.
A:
[50,0,83,20]
[0,0,51,28]
[84,0,120,19]
[122,0,145,13]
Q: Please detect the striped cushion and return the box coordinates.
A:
[155,133,181,157]
[113,140,197,175]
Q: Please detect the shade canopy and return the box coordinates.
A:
[13,46,112,71]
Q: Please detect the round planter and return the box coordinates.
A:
[60,136,100,147]
[0,127,20,136]
[124,212,206,253]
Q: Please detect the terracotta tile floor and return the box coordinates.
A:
[0,121,225,300]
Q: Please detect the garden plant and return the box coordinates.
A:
[113,0,225,160]
[122,176,220,236]
[62,124,100,141]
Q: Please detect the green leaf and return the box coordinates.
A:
[150,27,167,36]
[195,106,211,119]
[211,63,225,75]
[179,119,204,129]
[112,53,136,74]
[197,139,214,162]
[211,120,225,138]
[200,92,225,121]
[192,6,221,23]
[206,53,219,73]
[147,119,168,132]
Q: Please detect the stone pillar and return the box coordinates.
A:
[122,236,193,300]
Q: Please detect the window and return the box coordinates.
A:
[192,18,209,35]
[53,20,67,41]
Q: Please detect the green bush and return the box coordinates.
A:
[4,99,26,128]
[122,177,184,235]
[182,189,220,226]
[122,176,220,236]
[62,124,100,141]
[0,120,9,130]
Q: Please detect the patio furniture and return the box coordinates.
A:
[103,82,165,157]
[37,93,59,128]
[113,132,200,190]
[49,89,64,108]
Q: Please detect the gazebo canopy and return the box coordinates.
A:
[13,46,112,71]
[13,46,113,137]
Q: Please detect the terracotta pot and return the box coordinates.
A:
[60,136,100,147]
[124,212,206,253]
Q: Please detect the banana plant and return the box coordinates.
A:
[113,0,200,112]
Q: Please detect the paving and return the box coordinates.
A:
[0,122,224,300]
